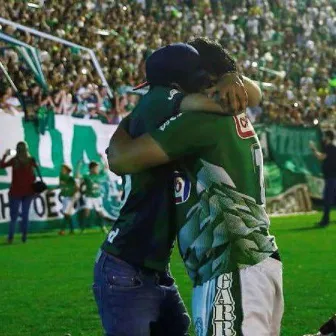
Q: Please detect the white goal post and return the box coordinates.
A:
[0,17,113,98]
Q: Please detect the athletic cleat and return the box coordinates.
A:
[58,230,65,236]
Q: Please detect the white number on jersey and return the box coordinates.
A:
[251,144,266,205]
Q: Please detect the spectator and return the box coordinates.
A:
[0,0,334,125]
[0,87,23,116]
[0,142,37,244]
[325,88,336,107]
[310,130,336,227]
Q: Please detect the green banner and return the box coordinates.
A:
[264,162,283,197]
[0,114,122,234]
[256,123,323,201]
[267,124,322,176]
[0,115,324,234]
[265,124,323,200]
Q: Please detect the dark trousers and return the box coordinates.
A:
[8,195,34,242]
[321,178,336,224]
[93,250,190,336]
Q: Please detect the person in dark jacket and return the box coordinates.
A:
[310,130,336,227]
[0,142,37,243]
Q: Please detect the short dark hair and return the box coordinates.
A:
[325,130,335,141]
[89,161,99,170]
[144,43,209,94]
[188,37,237,76]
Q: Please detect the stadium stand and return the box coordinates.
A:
[0,0,335,125]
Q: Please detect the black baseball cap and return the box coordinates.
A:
[134,43,203,90]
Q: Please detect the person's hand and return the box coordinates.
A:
[5,149,11,156]
[214,73,248,114]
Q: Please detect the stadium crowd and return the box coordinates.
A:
[0,0,335,125]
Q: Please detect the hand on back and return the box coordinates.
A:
[181,72,247,116]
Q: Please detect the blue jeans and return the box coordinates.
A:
[8,195,34,242]
[321,178,336,224]
[93,250,190,336]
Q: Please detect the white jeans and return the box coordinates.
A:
[241,257,284,336]
[192,257,284,336]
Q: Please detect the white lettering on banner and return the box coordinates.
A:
[55,115,75,165]
[0,187,120,225]
[0,188,113,226]
[212,273,236,336]
[0,189,64,224]
[39,132,53,168]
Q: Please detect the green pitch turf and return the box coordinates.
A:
[0,211,335,336]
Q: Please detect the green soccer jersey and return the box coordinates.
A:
[151,111,277,285]
[83,173,103,198]
[59,173,76,197]
[102,86,184,271]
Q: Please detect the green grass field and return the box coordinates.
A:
[0,211,335,336]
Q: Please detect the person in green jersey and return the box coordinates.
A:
[107,41,283,336]
[58,164,78,235]
[81,159,109,234]
[94,43,253,336]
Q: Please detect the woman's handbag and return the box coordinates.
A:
[32,162,48,193]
